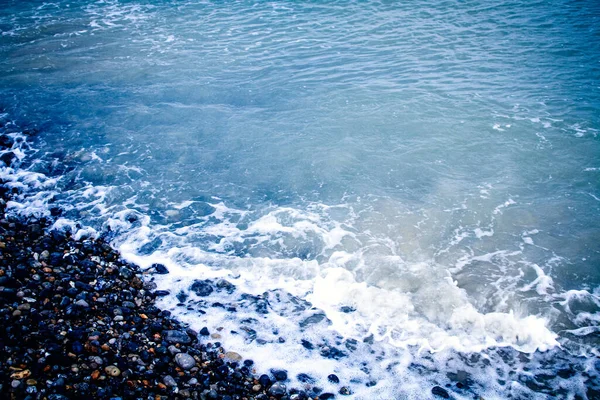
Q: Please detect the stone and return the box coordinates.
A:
[431,386,450,399]
[224,351,242,361]
[163,330,192,344]
[190,280,213,297]
[105,366,121,377]
[75,299,89,308]
[339,386,352,395]
[268,381,287,397]
[259,374,271,387]
[272,369,288,381]
[163,375,177,387]
[174,353,196,370]
[152,263,169,274]
[327,374,340,384]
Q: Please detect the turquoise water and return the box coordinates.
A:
[1,1,600,398]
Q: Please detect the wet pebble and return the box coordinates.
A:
[174,353,196,370]
[432,386,450,398]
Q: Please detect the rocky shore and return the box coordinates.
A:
[0,203,317,400]
[0,125,458,400]
[0,128,343,400]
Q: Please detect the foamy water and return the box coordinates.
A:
[1,0,600,398]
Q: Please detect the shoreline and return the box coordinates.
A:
[0,127,335,400]
[0,203,306,400]
[2,119,595,400]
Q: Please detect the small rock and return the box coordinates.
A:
[105,366,121,377]
[272,369,288,381]
[259,374,271,387]
[224,351,242,361]
[339,386,352,395]
[199,327,210,336]
[163,375,177,387]
[164,330,192,344]
[268,381,287,397]
[190,280,214,297]
[431,386,450,399]
[168,345,181,355]
[152,263,169,274]
[174,353,196,370]
[252,384,262,392]
[10,370,31,379]
[328,374,340,384]
[75,299,90,307]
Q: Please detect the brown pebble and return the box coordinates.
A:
[12,310,21,317]
[43,267,52,273]
[10,370,30,379]
[105,365,120,377]
[225,351,242,361]
[91,370,100,380]
[26,379,37,386]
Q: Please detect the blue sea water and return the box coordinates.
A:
[1,0,600,398]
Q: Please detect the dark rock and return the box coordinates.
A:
[339,386,352,396]
[272,369,288,381]
[259,374,271,387]
[152,263,169,274]
[268,381,287,397]
[299,313,329,328]
[297,373,315,383]
[163,330,192,344]
[301,339,314,350]
[328,374,340,383]
[431,386,450,398]
[0,151,16,166]
[190,280,214,297]
[199,327,210,336]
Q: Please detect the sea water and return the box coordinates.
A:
[1,0,599,398]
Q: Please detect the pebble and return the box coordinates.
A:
[339,386,353,395]
[272,369,288,381]
[432,386,450,398]
[163,330,192,344]
[75,299,90,307]
[105,366,121,377]
[168,345,181,355]
[174,353,196,370]
[163,375,177,387]
[328,374,340,383]
[224,351,242,361]
[268,381,287,397]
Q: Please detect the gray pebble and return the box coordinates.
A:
[268,381,287,397]
[75,299,89,307]
[163,375,177,387]
[175,353,196,370]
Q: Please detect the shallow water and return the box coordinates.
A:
[1,0,600,398]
